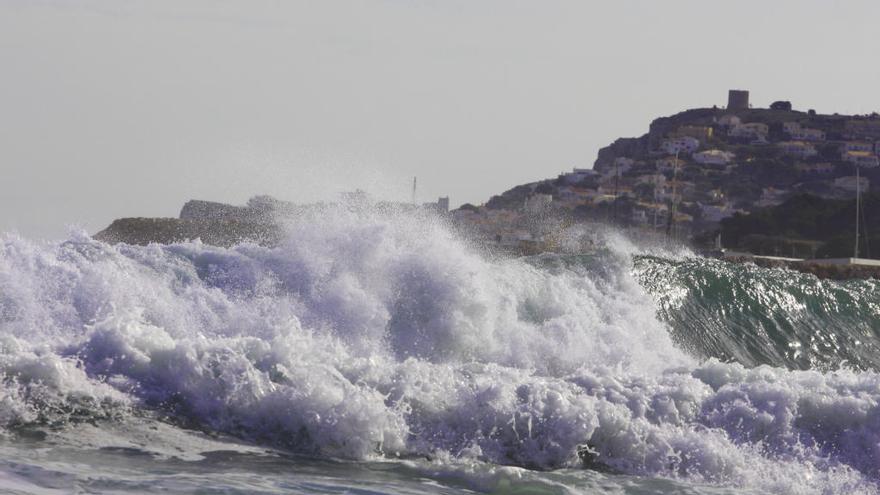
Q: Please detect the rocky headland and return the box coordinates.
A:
[94,198,287,247]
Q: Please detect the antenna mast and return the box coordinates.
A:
[412,177,417,205]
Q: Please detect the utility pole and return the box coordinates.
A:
[653,179,660,230]
[612,160,619,224]
[855,166,861,258]
[665,151,680,240]
[412,177,417,205]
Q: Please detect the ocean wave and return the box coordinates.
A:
[0,212,878,493]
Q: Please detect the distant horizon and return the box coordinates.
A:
[2,1,880,239]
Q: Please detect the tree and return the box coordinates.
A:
[719,193,880,259]
[535,182,556,195]
[770,101,792,111]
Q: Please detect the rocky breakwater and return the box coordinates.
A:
[94,196,289,247]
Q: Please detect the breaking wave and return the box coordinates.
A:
[1,209,879,494]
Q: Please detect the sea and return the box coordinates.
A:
[0,208,878,494]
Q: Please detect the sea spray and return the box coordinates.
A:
[0,210,878,493]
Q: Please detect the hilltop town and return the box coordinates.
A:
[94,89,880,267]
[451,90,880,257]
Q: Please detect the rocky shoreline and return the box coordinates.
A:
[92,196,880,280]
[93,216,281,247]
[93,197,289,247]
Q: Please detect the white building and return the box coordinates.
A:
[842,141,874,153]
[556,186,597,202]
[791,128,826,142]
[596,184,635,198]
[835,176,870,193]
[559,167,597,185]
[706,189,726,202]
[778,141,818,158]
[715,114,742,127]
[795,162,835,175]
[451,209,478,222]
[661,136,700,155]
[632,209,649,225]
[524,193,553,213]
[729,122,769,139]
[656,156,685,172]
[601,158,634,180]
[842,151,880,168]
[612,157,635,171]
[845,120,880,140]
[783,121,802,134]
[699,203,736,223]
[496,230,535,248]
[636,174,667,187]
[422,196,450,213]
[693,149,735,165]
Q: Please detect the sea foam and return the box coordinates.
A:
[0,210,878,494]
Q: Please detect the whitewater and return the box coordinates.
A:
[1,208,879,494]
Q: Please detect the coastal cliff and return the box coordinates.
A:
[94,197,290,247]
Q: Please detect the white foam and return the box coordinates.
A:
[0,209,877,493]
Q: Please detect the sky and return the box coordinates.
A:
[1,0,879,238]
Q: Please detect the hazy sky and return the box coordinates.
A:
[2,0,879,238]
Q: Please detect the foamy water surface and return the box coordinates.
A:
[0,209,878,494]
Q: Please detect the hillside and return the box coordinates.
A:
[718,193,880,259]
[456,91,880,256]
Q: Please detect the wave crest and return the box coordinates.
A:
[0,212,878,493]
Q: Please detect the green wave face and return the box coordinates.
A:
[633,255,880,371]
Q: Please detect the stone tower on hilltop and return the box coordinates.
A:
[728,89,749,110]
